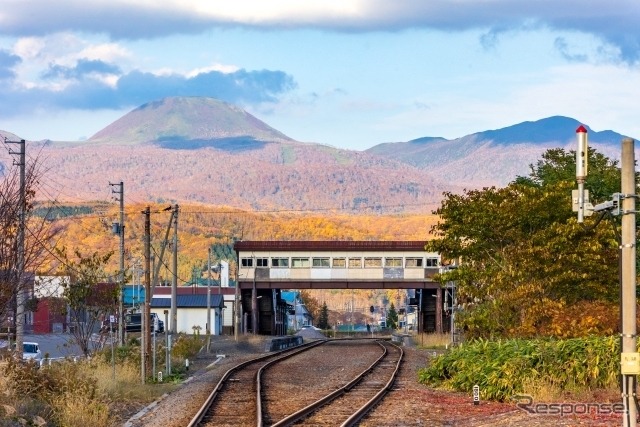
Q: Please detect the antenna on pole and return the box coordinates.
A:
[574,126,593,222]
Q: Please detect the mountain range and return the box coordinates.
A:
[0,97,632,213]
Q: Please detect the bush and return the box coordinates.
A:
[418,336,619,401]
[171,334,203,361]
[540,300,620,338]
[95,343,140,366]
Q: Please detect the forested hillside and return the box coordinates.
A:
[36,201,439,285]
[6,140,448,214]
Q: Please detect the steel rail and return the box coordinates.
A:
[187,339,326,427]
[255,340,328,426]
[340,341,404,427]
[270,340,391,427]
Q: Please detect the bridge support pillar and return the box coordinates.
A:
[251,287,258,334]
[435,288,443,334]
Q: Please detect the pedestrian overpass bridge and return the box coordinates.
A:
[233,241,450,335]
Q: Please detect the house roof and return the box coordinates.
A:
[280,291,299,304]
[150,294,225,309]
[234,240,429,252]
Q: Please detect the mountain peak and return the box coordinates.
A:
[473,116,627,145]
[88,96,294,149]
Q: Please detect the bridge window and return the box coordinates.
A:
[241,258,253,267]
[405,257,423,268]
[271,257,289,268]
[312,257,330,267]
[364,257,382,268]
[332,258,346,268]
[292,257,310,268]
[348,258,362,268]
[426,258,439,267]
[385,257,402,267]
[256,258,268,267]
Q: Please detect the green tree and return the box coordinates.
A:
[318,302,329,329]
[514,147,624,202]
[387,303,398,330]
[55,248,115,356]
[427,147,624,338]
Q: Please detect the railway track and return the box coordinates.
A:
[188,340,327,427]
[272,340,403,426]
[188,338,402,427]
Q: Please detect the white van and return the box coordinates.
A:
[22,342,42,362]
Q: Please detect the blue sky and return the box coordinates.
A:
[0,1,638,150]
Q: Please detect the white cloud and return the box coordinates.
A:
[186,63,240,77]
[13,33,129,67]
[78,43,131,64]
[378,61,640,141]
[8,33,131,90]
[190,0,362,22]
[512,63,640,136]
[13,37,46,60]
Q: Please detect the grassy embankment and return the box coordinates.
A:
[0,333,204,426]
[419,335,620,402]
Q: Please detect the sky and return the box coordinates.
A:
[0,1,639,151]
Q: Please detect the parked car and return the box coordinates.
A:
[124,313,164,333]
[22,342,42,362]
[101,313,164,333]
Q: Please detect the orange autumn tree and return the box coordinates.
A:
[427,148,626,338]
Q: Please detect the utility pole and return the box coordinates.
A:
[620,138,637,427]
[207,247,212,353]
[7,139,25,359]
[574,133,638,427]
[142,206,151,383]
[109,181,125,346]
[171,204,179,335]
[151,206,174,295]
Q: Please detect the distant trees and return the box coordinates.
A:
[427,147,625,338]
[318,302,329,329]
[387,303,398,330]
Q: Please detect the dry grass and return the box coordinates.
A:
[520,376,565,402]
[92,359,176,401]
[520,375,620,404]
[93,360,140,392]
[49,394,110,427]
[0,354,183,426]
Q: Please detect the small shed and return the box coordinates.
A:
[150,294,225,335]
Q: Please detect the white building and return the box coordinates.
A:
[150,294,226,335]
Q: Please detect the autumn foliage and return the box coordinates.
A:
[428,148,631,339]
[32,202,438,317]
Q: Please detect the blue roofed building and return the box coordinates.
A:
[281,291,312,330]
